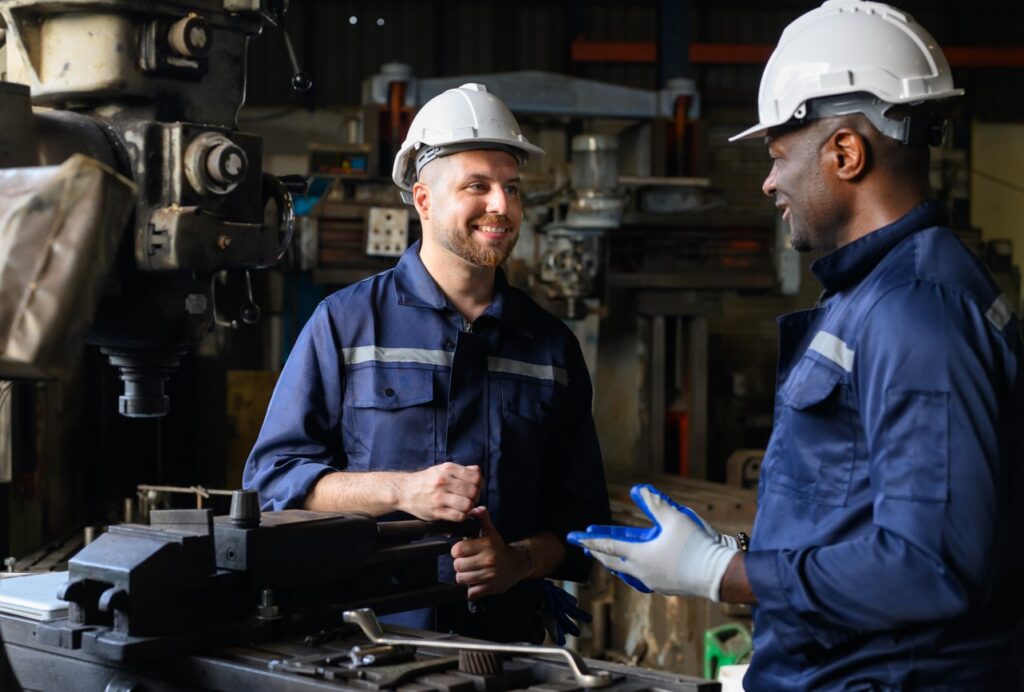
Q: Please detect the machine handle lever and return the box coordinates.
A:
[211,270,261,329]
[239,270,261,325]
[275,10,312,91]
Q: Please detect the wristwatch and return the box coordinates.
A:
[735,532,750,552]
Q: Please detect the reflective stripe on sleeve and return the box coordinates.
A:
[808,330,855,372]
[985,294,1014,331]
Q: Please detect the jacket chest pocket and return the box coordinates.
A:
[499,378,553,448]
[342,366,436,471]
[496,378,554,523]
[764,358,856,506]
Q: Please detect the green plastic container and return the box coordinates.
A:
[703,622,753,680]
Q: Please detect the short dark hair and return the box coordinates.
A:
[417,155,452,188]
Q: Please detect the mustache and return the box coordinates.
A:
[472,214,514,228]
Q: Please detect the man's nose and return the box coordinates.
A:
[762,166,778,197]
[486,186,509,215]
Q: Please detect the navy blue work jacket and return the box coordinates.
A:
[243,241,609,641]
[745,201,1024,690]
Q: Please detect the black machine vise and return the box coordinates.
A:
[42,492,475,662]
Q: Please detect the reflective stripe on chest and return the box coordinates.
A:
[342,346,568,385]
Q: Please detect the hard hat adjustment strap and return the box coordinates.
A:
[413,142,528,179]
[798,93,948,147]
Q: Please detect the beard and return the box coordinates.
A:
[435,213,519,267]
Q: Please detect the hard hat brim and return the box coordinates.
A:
[728,122,773,143]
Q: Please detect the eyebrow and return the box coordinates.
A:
[460,173,521,184]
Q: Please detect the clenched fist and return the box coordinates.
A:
[397,462,482,522]
[452,507,529,600]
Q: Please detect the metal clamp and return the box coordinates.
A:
[342,608,613,688]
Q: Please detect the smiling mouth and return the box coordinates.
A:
[473,224,512,234]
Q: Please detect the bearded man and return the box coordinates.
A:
[243,84,610,643]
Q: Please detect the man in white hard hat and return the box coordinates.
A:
[244,84,609,643]
[571,1,1024,688]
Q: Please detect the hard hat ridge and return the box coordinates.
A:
[730,0,963,143]
[392,83,545,204]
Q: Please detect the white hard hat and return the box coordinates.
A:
[392,83,545,202]
[730,0,963,142]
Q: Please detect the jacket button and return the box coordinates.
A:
[383,387,395,396]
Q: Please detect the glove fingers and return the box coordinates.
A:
[585,545,653,593]
[629,484,666,527]
[575,537,635,560]
[579,524,652,542]
[610,569,653,594]
[634,484,707,533]
[566,530,591,548]
[588,548,651,591]
[554,592,579,610]
[559,616,581,638]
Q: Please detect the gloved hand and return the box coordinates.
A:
[539,581,592,646]
[567,484,739,602]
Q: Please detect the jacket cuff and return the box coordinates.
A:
[745,549,820,654]
[259,463,336,511]
[550,538,593,583]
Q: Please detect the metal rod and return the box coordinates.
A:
[136,484,234,497]
[343,609,613,688]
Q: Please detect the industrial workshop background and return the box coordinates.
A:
[0,0,1022,684]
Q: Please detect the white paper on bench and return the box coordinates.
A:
[0,571,69,621]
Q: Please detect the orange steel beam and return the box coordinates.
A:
[571,39,1024,67]
[571,39,657,63]
[943,47,1024,67]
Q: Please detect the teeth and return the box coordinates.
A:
[477,225,509,233]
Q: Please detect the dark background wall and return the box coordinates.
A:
[245,0,1024,122]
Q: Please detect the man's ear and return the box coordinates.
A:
[412,181,430,219]
[826,128,869,182]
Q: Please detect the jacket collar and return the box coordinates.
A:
[393,240,534,337]
[811,199,948,293]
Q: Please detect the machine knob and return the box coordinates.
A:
[229,489,261,528]
[239,301,262,325]
[185,133,248,195]
[291,72,313,92]
[168,15,211,58]
[206,141,248,186]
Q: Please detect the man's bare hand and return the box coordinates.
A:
[397,462,481,522]
[452,506,529,600]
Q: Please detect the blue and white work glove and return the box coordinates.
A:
[567,484,739,602]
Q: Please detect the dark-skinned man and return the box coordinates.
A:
[245,84,609,643]
[570,1,1024,689]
